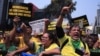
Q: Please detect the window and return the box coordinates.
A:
[96,27,100,34]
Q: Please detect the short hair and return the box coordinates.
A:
[67,24,81,35]
[69,24,80,32]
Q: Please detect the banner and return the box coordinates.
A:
[29,19,45,35]
[29,19,69,35]
[72,15,89,28]
[8,2,32,19]
[48,19,69,30]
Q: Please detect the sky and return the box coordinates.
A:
[24,0,100,25]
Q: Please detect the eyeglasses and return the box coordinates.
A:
[41,36,48,39]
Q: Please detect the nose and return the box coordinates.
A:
[74,30,80,34]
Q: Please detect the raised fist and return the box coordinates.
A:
[13,16,20,23]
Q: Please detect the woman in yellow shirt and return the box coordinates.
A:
[37,32,60,56]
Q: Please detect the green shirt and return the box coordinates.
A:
[0,43,6,51]
[0,43,17,52]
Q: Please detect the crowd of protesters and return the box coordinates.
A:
[0,4,100,56]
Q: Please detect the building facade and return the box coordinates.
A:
[0,0,24,30]
[94,7,100,34]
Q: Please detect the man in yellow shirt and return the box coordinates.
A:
[56,4,90,56]
[6,16,40,56]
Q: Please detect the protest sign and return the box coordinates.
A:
[29,19,45,35]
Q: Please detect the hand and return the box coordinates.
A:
[20,22,27,29]
[6,51,16,56]
[13,16,21,27]
[44,19,50,25]
[39,51,45,56]
[60,6,70,15]
[13,16,20,23]
[93,40,100,49]
[60,3,72,16]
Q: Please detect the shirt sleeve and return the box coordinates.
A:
[45,43,59,51]
[56,26,65,38]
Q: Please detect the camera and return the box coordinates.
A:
[16,21,23,33]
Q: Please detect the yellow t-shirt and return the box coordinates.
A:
[35,43,59,54]
[30,37,41,53]
[59,35,90,56]
[45,43,59,51]
[0,39,4,44]
[29,37,40,43]
[18,36,40,49]
[17,36,27,49]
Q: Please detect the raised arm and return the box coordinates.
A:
[56,6,70,27]
[43,19,50,34]
[21,23,36,51]
[56,6,70,38]
[9,16,21,42]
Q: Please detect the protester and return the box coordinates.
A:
[0,29,17,56]
[0,32,6,56]
[87,34,100,56]
[55,4,90,56]
[6,16,41,56]
[21,19,60,56]
[6,17,60,56]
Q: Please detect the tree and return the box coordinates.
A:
[43,0,76,25]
